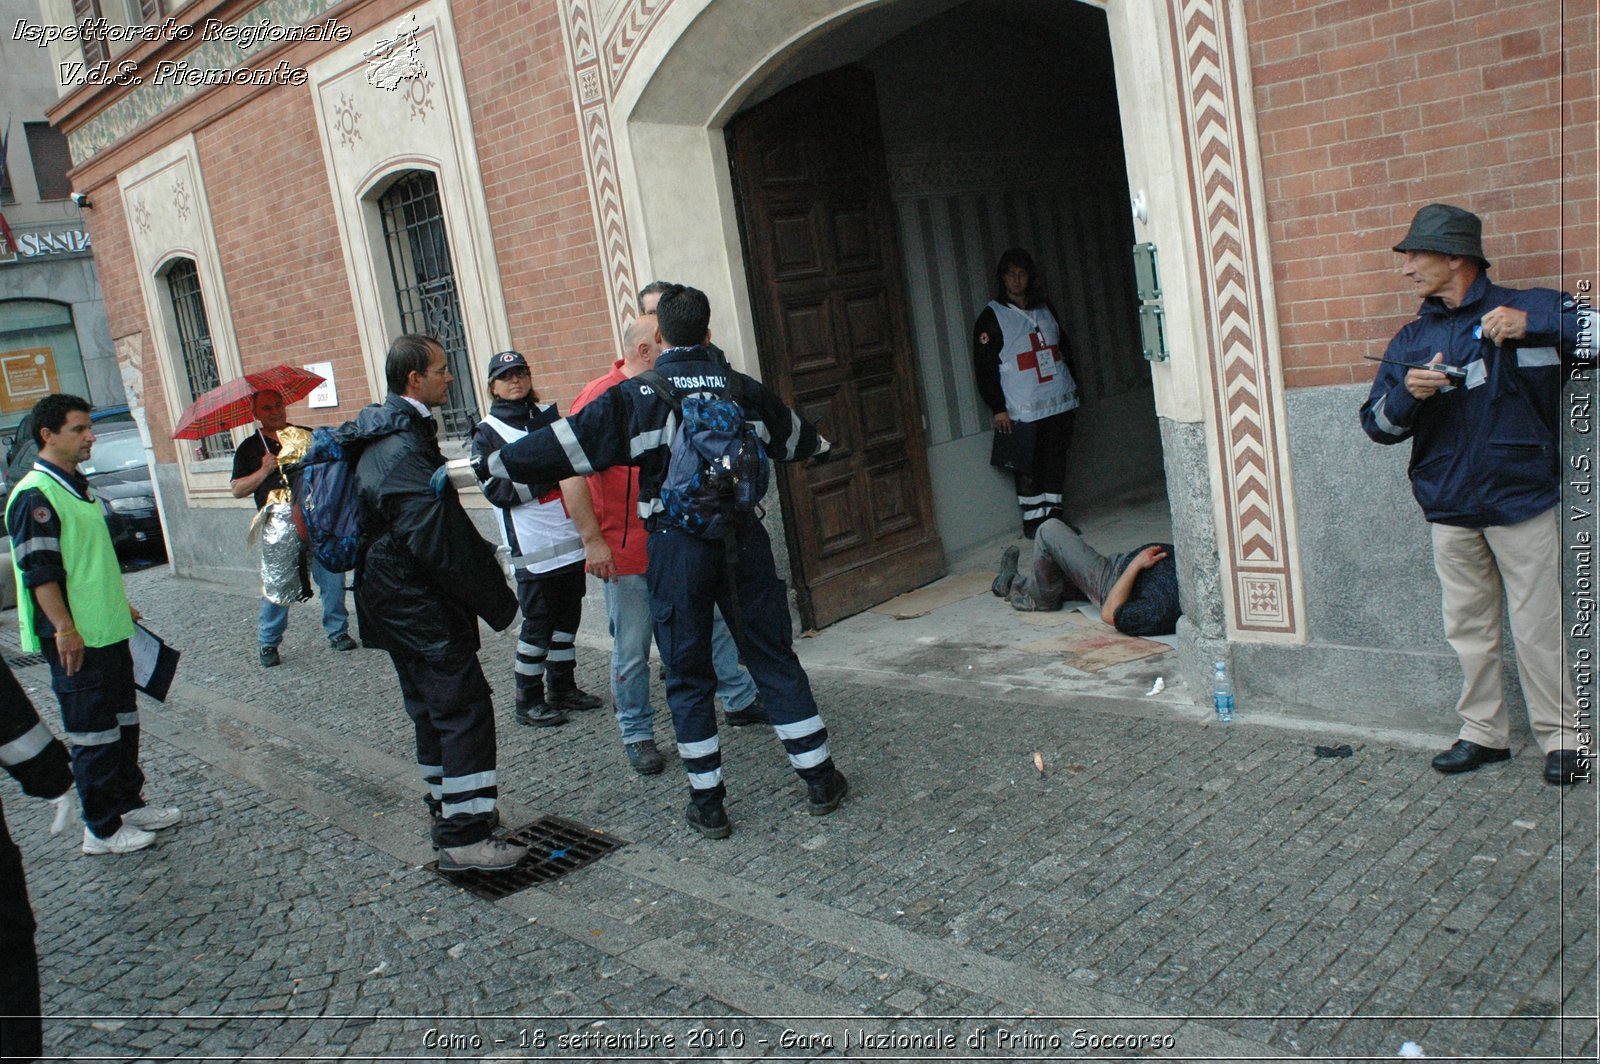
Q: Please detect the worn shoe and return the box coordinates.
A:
[514,702,567,727]
[806,768,849,815]
[992,545,1020,597]
[1546,749,1585,785]
[82,823,157,855]
[1431,739,1511,774]
[547,686,602,711]
[625,739,665,775]
[122,804,181,831]
[685,801,732,839]
[438,836,529,872]
[329,633,359,652]
[724,698,768,727]
[259,646,280,668]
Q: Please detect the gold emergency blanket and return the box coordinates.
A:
[245,425,314,607]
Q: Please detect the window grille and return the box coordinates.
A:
[379,171,476,438]
[165,260,227,459]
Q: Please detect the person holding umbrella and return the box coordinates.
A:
[228,386,357,666]
[172,365,354,668]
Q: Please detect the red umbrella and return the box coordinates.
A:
[171,365,327,440]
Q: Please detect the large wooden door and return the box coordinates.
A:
[727,67,945,628]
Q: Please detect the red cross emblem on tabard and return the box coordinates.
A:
[1016,331,1057,383]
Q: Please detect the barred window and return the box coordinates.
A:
[378,171,476,438]
[163,259,227,459]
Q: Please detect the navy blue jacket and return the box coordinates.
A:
[1360,274,1586,527]
[488,343,830,526]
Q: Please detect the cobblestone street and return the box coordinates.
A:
[5,564,1595,1061]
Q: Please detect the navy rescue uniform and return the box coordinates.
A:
[487,343,836,812]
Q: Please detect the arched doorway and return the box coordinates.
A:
[577,0,1306,642]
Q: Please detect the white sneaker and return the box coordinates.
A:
[82,823,156,855]
[123,805,182,830]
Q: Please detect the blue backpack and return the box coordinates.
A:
[639,370,769,540]
[295,427,362,572]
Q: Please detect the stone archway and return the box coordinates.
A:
[555,0,1307,643]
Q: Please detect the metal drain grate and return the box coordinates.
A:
[431,815,628,900]
[5,653,47,668]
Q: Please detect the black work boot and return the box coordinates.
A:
[546,679,602,712]
[805,768,849,815]
[685,799,731,839]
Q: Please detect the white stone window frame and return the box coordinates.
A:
[308,0,512,452]
[117,134,244,504]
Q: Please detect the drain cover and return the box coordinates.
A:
[4,653,46,668]
[431,815,627,900]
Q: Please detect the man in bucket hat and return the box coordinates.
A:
[1361,203,1591,785]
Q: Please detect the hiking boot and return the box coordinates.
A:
[1009,592,1039,613]
[329,633,359,652]
[625,739,665,775]
[259,646,280,668]
[82,823,157,855]
[122,804,182,831]
[992,546,1020,597]
[723,698,768,727]
[547,686,602,711]
[806,769,849,816]
[685,800,732,839]
[514,701,567,727]
[437,836,528,872]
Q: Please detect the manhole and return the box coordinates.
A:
[5,653,47,668]
[430,815,627,900]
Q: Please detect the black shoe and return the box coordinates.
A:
[685,801,731,839]
[514,702,567,727]
[625,739,665,775]
[992,546,1020,598]
[1431,739,1511,774]
[724,698,768,727]
[329,633,359,652]
[547,687,602,711]
[259,646,280,668]
[1545,749,1585,785]
[806,768,848,815]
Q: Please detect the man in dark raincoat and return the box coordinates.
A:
[337,334,524,871]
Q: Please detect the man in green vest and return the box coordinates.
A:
[5,394,180,855]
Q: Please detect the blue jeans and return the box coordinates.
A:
[259,557,350,648]
[604,573,757,744]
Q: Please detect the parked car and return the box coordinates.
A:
[81,423,166,563]
[2,404,133,498]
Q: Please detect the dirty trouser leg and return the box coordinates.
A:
[1031,518,1118,608]
[718,520,834,785]
[1432,521,1510,749]
[648,529,723,811]
[390,653,499,848]
[43,641,143,839]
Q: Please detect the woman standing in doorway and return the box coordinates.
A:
[971,248,1080,538]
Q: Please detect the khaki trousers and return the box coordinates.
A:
[1432,508,1574,753]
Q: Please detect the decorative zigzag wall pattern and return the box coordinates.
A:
[1168,0,1297,636]
[558,0,652,348]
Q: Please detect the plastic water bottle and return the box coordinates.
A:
[1212,660,1234,722]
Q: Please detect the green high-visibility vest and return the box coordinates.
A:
[6,468,134,654]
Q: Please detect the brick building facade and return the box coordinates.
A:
[40,0,1596,723]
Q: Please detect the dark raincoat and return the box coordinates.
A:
[337,396,516,661]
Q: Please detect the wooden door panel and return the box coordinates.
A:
[729,66,946,627]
